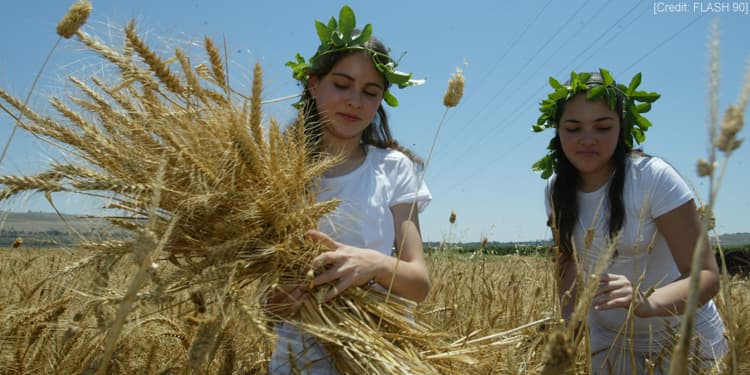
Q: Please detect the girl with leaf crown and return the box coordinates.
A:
[534,69,726,374]
[267,6,430,374]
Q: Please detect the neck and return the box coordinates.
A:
[322,137,367,177]
[323,137,362,159]
[579,162,615,192]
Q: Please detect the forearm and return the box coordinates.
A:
[640,270,720,317]
[372,255,430,302]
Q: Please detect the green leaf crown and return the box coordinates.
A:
[531,68,661,179]
[286,5,423,107]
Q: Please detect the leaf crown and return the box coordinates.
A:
[531,68,661,179]
[286,5,423,107]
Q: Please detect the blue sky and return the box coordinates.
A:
[0,1,748,243]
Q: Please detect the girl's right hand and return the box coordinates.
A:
[264,283,309,320]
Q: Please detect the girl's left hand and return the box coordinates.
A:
[593,273,653,316]
[307,230,385,302]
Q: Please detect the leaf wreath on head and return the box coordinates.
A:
[531,68,661,179]
[286,5,424,107]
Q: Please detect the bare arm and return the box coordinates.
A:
[309,203,431,302]
[638,199,720,317]
[593,200,720,317]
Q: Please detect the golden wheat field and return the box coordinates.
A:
[0,248,748,374]
[1,1,749,374]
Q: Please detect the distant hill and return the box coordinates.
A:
[1,211,129,247]
[2,211,749,248]
[1,211,112,232]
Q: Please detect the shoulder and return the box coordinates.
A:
[626,153,693,214]
[367,145,419,171]
[627,154,682,183]
[629,153,670,171]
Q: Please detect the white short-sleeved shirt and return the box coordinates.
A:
[545,155,724,352]
[317,145,432,253]
[270,145,431,374]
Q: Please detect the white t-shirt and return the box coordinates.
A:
[270,145,431,374]
[317,145,432,253]
[545,155,725,352]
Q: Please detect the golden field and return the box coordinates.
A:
[1,248,748,374]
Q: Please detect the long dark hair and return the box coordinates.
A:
[551,73,629,262]
[298,35,421,164]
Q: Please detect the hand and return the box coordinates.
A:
[264,283,308,319]
[307,230,384,302]
[593,273,653,317]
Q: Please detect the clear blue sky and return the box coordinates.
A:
[1,1,748,243]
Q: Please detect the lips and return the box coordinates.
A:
[337,112,361,122]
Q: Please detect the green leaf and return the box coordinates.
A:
[577,72,592,87]
[549,88,568,101]
[383,90,399,107]
[391,73,412,87]
[569,72,578,87]
[586,86,605,100]
[531,156,546,172]
[627,72,642,95]
[315,21,330,44]
[600,68,614,86]
[549,77,564,90]
[327,16,337,31]
[632,127,646,144]
[635,102,652,113]
[352,24,372,45]
[532,124,546,132]
[636,115,653,130]
[631,91,660,103]
[339,5,356,40]
[285,53,309,80]
[532,154,555,179]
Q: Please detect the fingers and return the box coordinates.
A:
[595,273,625,296]
[594,295,632,311]
[323,274,355,302]
[593,273,636,311]
[306,230,340,250]
[311,250,341,270]
[312,263,342,286]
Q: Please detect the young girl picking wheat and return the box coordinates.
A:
[533,70,726,374]
[266,6,431,374]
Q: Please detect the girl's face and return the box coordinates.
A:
[309,52,385,146]
[558,93,621,190]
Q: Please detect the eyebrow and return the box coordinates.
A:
[331,72,384,90]
[561,116,616,123]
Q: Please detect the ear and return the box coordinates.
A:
[308,75,319,96]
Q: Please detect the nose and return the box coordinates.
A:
[579,129,596,145]
[346,90,362,108]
